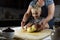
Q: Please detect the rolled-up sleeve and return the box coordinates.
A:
[45,0,54,6]
[29,0,37,7]
[29,1,34,6]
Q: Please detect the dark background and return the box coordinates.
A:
[0,0,32,9]
[0,0,32,27]
[0,0,59,9]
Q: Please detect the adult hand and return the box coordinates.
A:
[39,19,49,29]
[21,21,25,29]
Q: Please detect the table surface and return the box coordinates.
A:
[12,27,52,40]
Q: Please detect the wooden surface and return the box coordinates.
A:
[13,27,52,40]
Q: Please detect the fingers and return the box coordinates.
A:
[40,23,49,30]
[39,18,45,25]
[44,23,49,29]
[21,21,25,28]
[39,18,48,30]
[38,23,49,31]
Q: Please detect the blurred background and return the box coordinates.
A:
[0,0,60,27]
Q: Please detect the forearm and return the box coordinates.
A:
[22,13,30,22]
[21,13,30,27]
[44,14,54,23]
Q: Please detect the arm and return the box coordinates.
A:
[44,3,55,23]
[21,6,32,28]
[39,1,55,29]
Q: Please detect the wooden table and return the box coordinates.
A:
[12,27,52,40]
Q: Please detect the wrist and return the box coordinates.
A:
[43,18,49,23]
[22,21,25,23]
[22,19,26,23]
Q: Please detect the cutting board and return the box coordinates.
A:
[14,27,52,40]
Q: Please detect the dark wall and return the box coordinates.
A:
[0,0,60,9]
[0,0,32,9]
[0,0,16,8]
[54,0,60,5]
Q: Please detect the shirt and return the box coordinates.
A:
[29,0,54,17]
[29,0,54,7]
